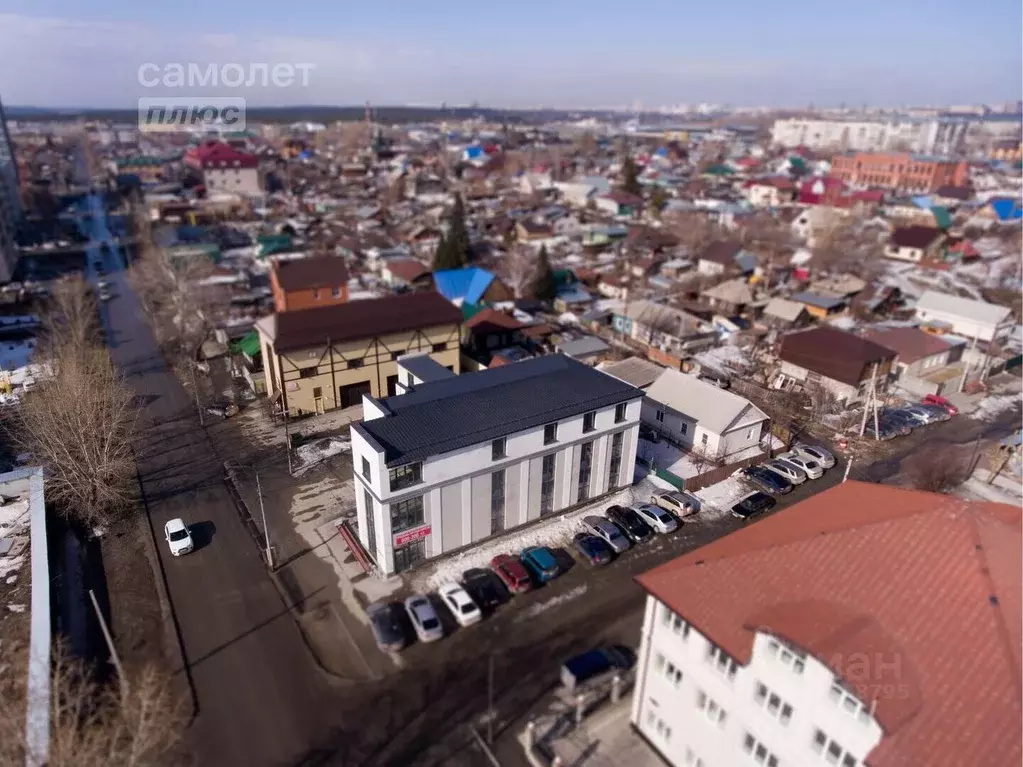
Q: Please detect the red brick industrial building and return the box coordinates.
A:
[829,152,968,194]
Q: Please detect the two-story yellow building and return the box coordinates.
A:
[255,292,463,416]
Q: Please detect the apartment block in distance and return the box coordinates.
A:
[351,355,643,574]
[771,116,969,155]
[630,481,1021,767]
[829,152,968,194]
[255,291,462,416]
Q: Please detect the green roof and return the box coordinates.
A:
[232,331,261,357]
[462,302,486,321]
[930,206,952,230]
[788,156,808,171]
[703,163,735,176]
[257,234,294,257]
[554,269,577,287]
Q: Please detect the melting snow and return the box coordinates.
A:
[294,437,351,476]
[971,394,1021,419]
[693,473,752,518]
[514,584,589,622]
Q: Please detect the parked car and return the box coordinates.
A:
[572,533,614,566]
[96,279,110,290]
[743,466,793,495]
[919,403,952,422]
[490,554,533,594]
[205,401,240,419]
[775,452,824,479]
[879,411,914,435]
[862,420,899,441]
[438,582,482,627]
[764,458,807,485]
[561,646,636,693]
[630,503,679,534]
[582,515,631,553]
[638,424,661,443]
[99,289,112,302]
[605,505,654,544]
[731,492,777,520]
[366,602,409,652]
[164,517,194,556]
[403,595,444,642]
[651,491,700,518]
[461,568,509,612]
[521,546,560,583]
[922,393,958,415]
[793,444,836,469]
[901,404,944,425]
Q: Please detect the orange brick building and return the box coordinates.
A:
[270,254,350,312]
[829,152,968,194]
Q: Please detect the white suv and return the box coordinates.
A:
[164,518,194,556]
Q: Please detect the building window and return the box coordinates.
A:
[754,681,794,725]
[583,411,596,433]
[663,659,682,687]
[363,489,377,559]
[701,433,709,446]
[608,431,624,490]
[391,350,404,361]
[645,711,673,743]
[312,387,322,399]
[615,402,627,423]
[812,729,858,767]
[432,342,447,353]
[492,437,507,460]
[390,495,425,533]
[540,454,556,515]
[683,748,705,767]
[543,422,558,445]
[491,469,505,533]
[695,690,727,727]
[707,644,738,681]
[299,366,318,378]
[332,286,341,298]
[347,358,364,370]
[313,289,321,300]
[742,733,780,767]
[679,422,688,436]
[389,462,423,492]
[829,681,872,723]
[361,457,371,481]
[655,409,665,423]
[577,441,593,501]
[766,637,806,674]
[659,604,691,638]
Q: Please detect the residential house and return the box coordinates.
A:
[514,219,555,243]
[777,327,896,403]
[596,191,643,217]
[462,308,527,364]
[700,278,755,316]
[270,255,349,312]
[630,481,1021,767]
[790,291,848,319]
[806,274,867,301]
[865,327,965,396]
[914,290,1015,343]
[597,273,631,301]
[254,291,463,415]
[642,369,769,459]
[183,141,262,195]
[660,258,693,281]
[555,335,611,365]
[761,297,811,329]
[600,356,665,391]
[613,301,718,355]
[884,225,946,263]
[350,355,643,574]
[392,354,455,396]
[553,284,595,314]
[432,267,513,308]
[743,176,797,208]
[696,241,756,277]
[380,257,432,290]
[931,185,975,206]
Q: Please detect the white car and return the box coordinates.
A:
[164,518,194,556]
[765,459,807,485]
[631,503,679,534]
[777,452,824,480]
[438,582,482,627]
[651,491,700,518]
[793,444,835,469]
[404,595,444,642]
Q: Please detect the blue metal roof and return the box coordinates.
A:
[791,291,847,310]
[990,197,1023,221]
[432,267,495,305]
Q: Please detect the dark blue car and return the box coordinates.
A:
[572,533,614,566]
[743,466,794,495]
[521,546,560,583]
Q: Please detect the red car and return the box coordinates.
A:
[490,554,533,594]
[922,393,958,416]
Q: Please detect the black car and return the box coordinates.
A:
[862,420,898,441]
[461,568,509,612]
[731,492,777,520]
[743,466,794,495]
[606,505,654,543]
[881,410,916,434]
[366,602,409,653]
[572,532,614,566]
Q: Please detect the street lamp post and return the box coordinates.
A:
[255,471,273,569]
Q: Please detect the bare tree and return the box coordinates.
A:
[740,212,797,263]
[661,211,727,258]
[494,246,538,299]
[909,449,970,494]
[0,641,186,767]
[812,215,885,276]
[40,275,103,352]
[688,444,725,476]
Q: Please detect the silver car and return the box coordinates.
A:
[777,451,824,479]
[631,503,679,534]
[793,444,835,469]
[901,405,942,425]
[765,458,807,485]
[582,515,631,553]
[404,595,444,643]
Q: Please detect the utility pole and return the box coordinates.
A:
[89,589,127,695]
[190,363,205,427]
[843,458,853,483]
[256,472,273,569]
[857,363,880,440]
[958,331,980,393]
[283,407,293,476]
[487,654,495,745]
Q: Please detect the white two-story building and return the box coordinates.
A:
[629,481,1020,767]
[350,355,643,575]
[914,290,1015,344]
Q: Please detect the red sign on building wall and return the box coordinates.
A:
[393,525,431,548]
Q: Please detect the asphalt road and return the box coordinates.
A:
[82,197,335,767]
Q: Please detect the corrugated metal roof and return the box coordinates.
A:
[645,368,767,435]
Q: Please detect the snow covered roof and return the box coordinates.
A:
[646,368,767,435]
[915,290,1013,328]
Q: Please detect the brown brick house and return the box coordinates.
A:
[270,255,350,312]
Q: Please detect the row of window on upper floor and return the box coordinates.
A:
[291,343,449,377]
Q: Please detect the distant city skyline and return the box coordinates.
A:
[0,0,1021,109]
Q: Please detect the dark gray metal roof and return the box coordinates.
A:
[358,355,642,466]
[397,354,454,383]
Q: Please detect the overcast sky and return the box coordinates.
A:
[1,0,1021,109]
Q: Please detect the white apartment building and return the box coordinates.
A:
[350,354,642,575]
[914,289,1015,344]
[629,481,1021,767]
[771,116,968,156]
[0,98,22,283]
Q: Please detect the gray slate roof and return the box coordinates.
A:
[356,355,643,466]
[556,336,610,359]
[397,354,455,383]
[645,368,768,435]
[600,356,665,389]
[915,290,1012,328]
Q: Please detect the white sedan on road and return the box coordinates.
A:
[438,582,482,627]
[164,518,194,556]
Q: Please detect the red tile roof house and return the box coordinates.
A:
[183,140,262,195]
[777,327,896,404]
[884,226,947,264]
[865,327,965,397]
[630,481,1021,767]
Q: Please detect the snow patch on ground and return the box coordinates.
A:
[637,439,704,479]
[514,584,589,622]
[294,437,351,475]
[970,393,1021,419]
[693,474,751,518]
[693,344,751,374]
[0,499,30,537]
